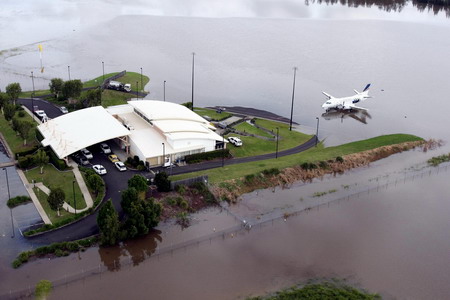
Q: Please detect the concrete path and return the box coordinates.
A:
[34,163,94,214]
[16,169,52,225]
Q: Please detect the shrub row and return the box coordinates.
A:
[7,195,32,208]
[428,153,450,166]
[125,155,146,170]
[190,182,216,203]
[15,145,39,159]
[185,149,232,164]
[12,237,99,268]
[46,147,67,170]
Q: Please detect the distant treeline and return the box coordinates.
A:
[306,0,450,16]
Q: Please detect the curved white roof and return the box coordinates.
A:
[38,106,130,159]
[128,100,207,123]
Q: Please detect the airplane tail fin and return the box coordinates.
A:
[362,83,371,93]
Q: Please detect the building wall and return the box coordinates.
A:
[169,138,216,152]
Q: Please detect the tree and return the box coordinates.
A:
[62,80,82,100]
[85,88,102,107]
[0,93,8,113]
[34,149,49,174]
[49,78,64,98]
[120,187,139,214]
[17,120,33,145]
[3,103,16,122]
[35,280,52,300]
[97,199,120,245]
[48,187,65,214]
[154,172,171,192]
[86,173,104,195]
[128,175,148,194]
[5,83,21,105]
[181,102,193,109]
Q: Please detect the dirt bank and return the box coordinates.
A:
[212,140,426,202]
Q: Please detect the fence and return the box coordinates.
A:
[170,175,208,190]
[3,163,450,299]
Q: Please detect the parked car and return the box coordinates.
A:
[100,143,111,154]
[93,164,107,175]
[228,136,243,147]
[108,154,119,163]
[59,106,68,114]
[34,110,48,121]
[71,153,89,166]
[80,148,93,160]
[114,161,127,172]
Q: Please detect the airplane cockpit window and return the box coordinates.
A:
[326,101,331,104]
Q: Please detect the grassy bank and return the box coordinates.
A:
[172,134,423,184]
[247,281,380,300]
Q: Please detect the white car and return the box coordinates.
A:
[34,110,47,120]
[114,161,127,172]
[92,164,107,175]
[59,106,68,114]
[228,136,243,147]
[80,148,93,160]
[100,143,111,154]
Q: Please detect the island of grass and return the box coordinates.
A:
[247,281,380,300]
[0,107,38,154]
[194,107,232,121]
[172,133,424,201]
[19,71,150,108]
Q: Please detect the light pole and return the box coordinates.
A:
[222,135,225,167]
[72,179,76,214]
[68,65,71,80]
[162,142,165,167]
[3,167,14,238]
[276,127,279,158]
[102,61,105,84]
[315,117,320,147]
[191,52,195,111]
[136,81,139,99]
[163,80,166,102]
[31,71,35,120]
[140,67,143,92]
[289,67,297,131]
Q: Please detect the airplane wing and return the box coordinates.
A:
[349,104,369,111]
[322,92,334,99]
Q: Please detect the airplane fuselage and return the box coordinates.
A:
[321,96,363,111]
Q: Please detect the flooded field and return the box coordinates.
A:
[1,1,450,299]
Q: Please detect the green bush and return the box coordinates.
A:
[166,197,177,206]
[55,249,64,257]
[155,172,171,192]
[190,182,216,203]
[179,199,189,210]
[15,146,39,159]
[301,162,318,170]
[7,195,32,208]
[12,259,22,269]
[175,184,187,195]
[18,110,26,117]
[66,241,80,252]
[319,161,329,169]
[185,149,232,164]
[336,156,344,163]
[46,148,67,170]
[18,154,36,169]
[262,168,280,176]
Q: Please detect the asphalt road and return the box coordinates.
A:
[18,97,316,243]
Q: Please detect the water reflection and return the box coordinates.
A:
[306,0,450,16]
[98,229,162,271]
[321,108,372,124]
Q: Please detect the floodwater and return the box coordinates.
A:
[1,1,450,299]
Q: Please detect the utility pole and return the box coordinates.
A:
[136,81,139,99]
[140,67,143,93]
[102,61,105,84]
[276,127,279,158]
[68,65,71,80]
[222,135,225,167]
[191,52,195,111]
[31,71,35,120]
[162,143,165,167]
[72,179,77,214]
[163,80,166,102]
[289,67,297,131]
[315,117,320,147]
[3,168,14,238]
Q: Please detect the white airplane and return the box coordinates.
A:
[322,84,372,111]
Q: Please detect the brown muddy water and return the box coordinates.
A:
[46,167,450,299]
[2,152,450,299]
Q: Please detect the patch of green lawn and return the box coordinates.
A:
[20,89,51,98]
[172,134,422,184]
[234,121,273,138]
[101,89,133,107]
[194,108,231,121]
[0,111,38,154]
[116,71,150,92]
[33,187,73,224]
[25,165,86,210]
[226,119,312,158]
[83,72,120,88]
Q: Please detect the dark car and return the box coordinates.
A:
[71,153,89,166]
